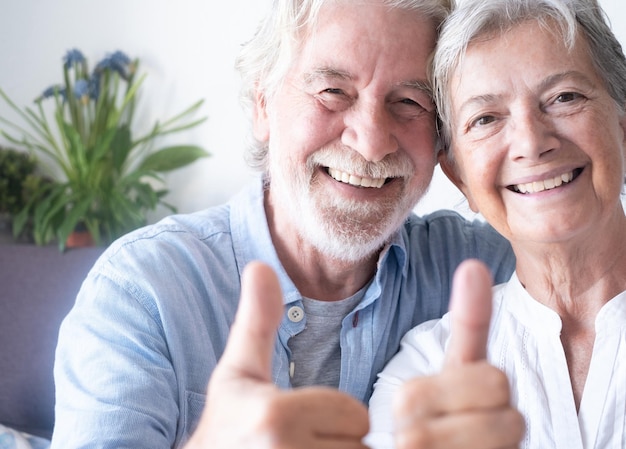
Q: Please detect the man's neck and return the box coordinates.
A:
[265,193,378,301]
[275,237,378,301]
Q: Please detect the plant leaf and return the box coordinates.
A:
[137,145,209,173]
[110,125,132,172]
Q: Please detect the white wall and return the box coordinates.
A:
[0,0,624,223]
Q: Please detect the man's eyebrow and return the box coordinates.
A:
[303,68,353,85]
[401,79,433,98]
[304,69,433,96]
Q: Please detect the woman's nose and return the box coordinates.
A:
[509,109,560,161]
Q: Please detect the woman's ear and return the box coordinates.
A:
[620,110,626,187]
[252,88,270,142]
[437,150,480,213]
[619,104,626,148]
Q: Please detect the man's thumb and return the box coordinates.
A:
[444,259,494,367]
[216,261,284,383]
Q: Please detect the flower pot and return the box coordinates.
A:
[65,230,95,248]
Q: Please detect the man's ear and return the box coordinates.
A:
[252,88,270,142]
[437,150,480,213]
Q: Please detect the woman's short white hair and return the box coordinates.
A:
[433,0,626,152]
[235,0,454,172]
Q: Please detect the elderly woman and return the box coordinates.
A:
[366,0,626,448]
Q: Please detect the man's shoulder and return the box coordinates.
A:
[94,182,268,283]
[110,204,232,251]
[404,209,498,240]
[91,203,235,281]
[399,209,513,284]
[105,181,263,258]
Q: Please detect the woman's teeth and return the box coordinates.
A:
[328,167,386,188]
[513,171,575,194]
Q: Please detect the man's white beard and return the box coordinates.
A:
[268,148,428,263]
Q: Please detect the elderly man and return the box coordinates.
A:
[51,1,523,448]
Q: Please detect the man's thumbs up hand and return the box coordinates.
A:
[215,261,284,385]
[185,261,369,449]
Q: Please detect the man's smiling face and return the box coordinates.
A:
[255,2,439,261]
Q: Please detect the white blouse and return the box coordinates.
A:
[367,273,626,449]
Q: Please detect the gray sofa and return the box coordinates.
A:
[0,244,104,440]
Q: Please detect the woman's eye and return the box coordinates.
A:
[323,88,344,95]
[555,92,580,103]
[472,115,495,127]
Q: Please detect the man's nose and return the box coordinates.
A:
[341,102,398,162]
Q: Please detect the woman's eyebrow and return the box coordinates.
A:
[457,93,500,116]
[456,70,597,115]
[537,70,596,92]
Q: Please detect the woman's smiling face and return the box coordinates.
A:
[441,20,626,246]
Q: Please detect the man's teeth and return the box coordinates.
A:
[514,171,574,194]
[328,167,386,188]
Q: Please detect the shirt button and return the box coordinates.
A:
[287,306,304,322]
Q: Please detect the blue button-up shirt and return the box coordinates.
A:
[51,178,514,448]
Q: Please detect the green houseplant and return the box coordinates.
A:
[0,146,36,217]
[0,49,209,250]
[0,145,51,243]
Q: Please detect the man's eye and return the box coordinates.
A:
[315,88,353,112]
[396,96,435,114]
[400,98,427,109]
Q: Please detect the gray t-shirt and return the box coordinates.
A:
[288,285,368,388]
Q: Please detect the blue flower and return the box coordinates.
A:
[63,48,86,69]
[73,79,90,104]
[37,84,66,102]
[88,75,101,100]
[41,85,61,98]
[94,50,133,80]
[73,79,89,97]
[110,51,131,67]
